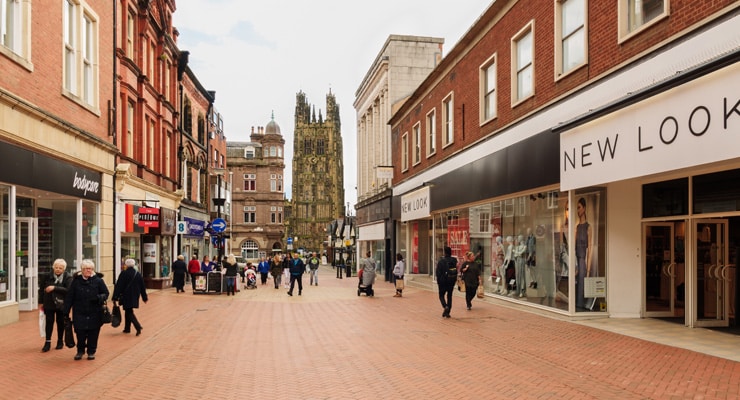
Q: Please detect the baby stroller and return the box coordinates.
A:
[357,269,375,297]
[244,269,257,290]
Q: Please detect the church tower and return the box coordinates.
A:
[291,90,345,253]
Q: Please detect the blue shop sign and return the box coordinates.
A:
[183,217,205,238]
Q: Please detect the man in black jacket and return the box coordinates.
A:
[435,246,458,318]
[287,253,305,296]
[112,259,148,336]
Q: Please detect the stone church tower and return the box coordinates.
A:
[290,90,345,253]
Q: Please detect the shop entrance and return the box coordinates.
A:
[693,219,732,328]
[15,218,37,311]
[643,222,685,319]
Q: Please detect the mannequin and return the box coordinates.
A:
[492,236,505,294]
[525,228,537,289]
[503,236,514,295]
[513,234,527,297]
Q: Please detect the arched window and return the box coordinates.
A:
[241,240,259,260]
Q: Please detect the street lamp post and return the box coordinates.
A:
[212,171,226,267]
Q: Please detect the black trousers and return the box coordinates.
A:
[75,327,101,355]
[438,282,454,309]
[289,274,303,294]
[124,308,142,331]
[44,309,65,342]
[260,272,268,284]
[465,284,479,307]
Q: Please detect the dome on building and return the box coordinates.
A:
[265,112,281,135]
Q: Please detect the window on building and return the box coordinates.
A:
[269,146,277,157]
[243,206,256,224]
[401,132,409,172]
[244,146,255,159]
[512,21,534,104]
[126,9,135,59]
[183,98,192,134]
[163,60,170,102]
[126,100,135,157]
[197,115,205,145]
[556,0,586,78]
[241,240,259,259]
[243,174,256,191]
[620,0,668,40]
[0,0,31,64]
[316,139,325,155]
[304,138,313,155]
[148,40,155,79]
[63,1,98,107]
[480,54,497,122]
[277,147,283,158]
[478,211,490,233]
[148,118,155,169]
[270,206,277,223]
[426,109,436,157]
[165,130,171,177]
[270,174,283,192]
[412,123,421,165]
[442,94,454,147]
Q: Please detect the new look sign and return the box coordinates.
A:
[560,63,740,191]
[401,186,430,222]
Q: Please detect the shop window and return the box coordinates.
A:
[643,178,688,218]
[693,169,740,214]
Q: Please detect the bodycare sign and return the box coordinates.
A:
[560,63,739,191]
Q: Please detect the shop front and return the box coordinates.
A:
[394,130,611,315]
[0,140,107,325]
[557,54,740,326]
[180,214,207,264]
[356,191,392,280]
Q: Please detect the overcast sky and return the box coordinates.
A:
[175,0,491,208]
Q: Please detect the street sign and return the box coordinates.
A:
[176,221,188,234]
[287,237,293,245]
[211,218,226,232]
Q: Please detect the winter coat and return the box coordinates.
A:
[223,261,238,277]
[112,267,148,310]
[64,272,109,330]
[269,260,283,277]
[41,271,72,312]
[171,259,187,288]
[289,258,306,276]
[360,257,376,286]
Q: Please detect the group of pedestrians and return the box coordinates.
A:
[41,257,148,361]
[436,246,482,318]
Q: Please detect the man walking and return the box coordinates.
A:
[435,246,458,318]
[113,259,148,336]
[288,253,305,296]
[308,252,320,286]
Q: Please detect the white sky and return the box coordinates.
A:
[175,0,491,208]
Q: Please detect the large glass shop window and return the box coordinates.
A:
[82,201,99,265]
[0,185,9,302]
[433,190,605,313]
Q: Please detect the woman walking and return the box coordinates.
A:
[393,254,405,297]
[461,251,482,310]
[222,254,238,296]
[113,259,148,336]
[270,255,283,289]
[40,258,73,352]
[64,259,109,360]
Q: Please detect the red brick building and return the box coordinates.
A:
[0,1,115,323]
[390,0,739,328]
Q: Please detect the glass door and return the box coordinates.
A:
[694,219,729,327]
[16,218,37,311]
[644,223,676,317]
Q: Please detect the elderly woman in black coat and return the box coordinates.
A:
[113,258,148,336]
[41,258,73,352]
[64,259,109,361]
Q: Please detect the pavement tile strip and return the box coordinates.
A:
[3,265,740,399]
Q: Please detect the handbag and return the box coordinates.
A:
[53,294,65,309]
[101,303,112,324]
[111,304,122,328]
[457,277,466,292]
[395,278,405,290]
[64,317,76,348]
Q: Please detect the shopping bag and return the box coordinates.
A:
[457,278,466,292]
[395,278,404,290]
[101,303,112,324]
[64,318,76,348]
[39,310,46,338]
[476,285,484,299]
[111,304,122,328]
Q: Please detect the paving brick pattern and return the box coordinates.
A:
[2,266,739,399]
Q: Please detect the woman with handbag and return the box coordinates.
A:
[113,258,148,336]
[393,253,405,297]
[64,259,109,360]
[460,251,482,310]
[40,258,73,352]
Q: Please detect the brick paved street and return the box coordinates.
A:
[2,265,739,400]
